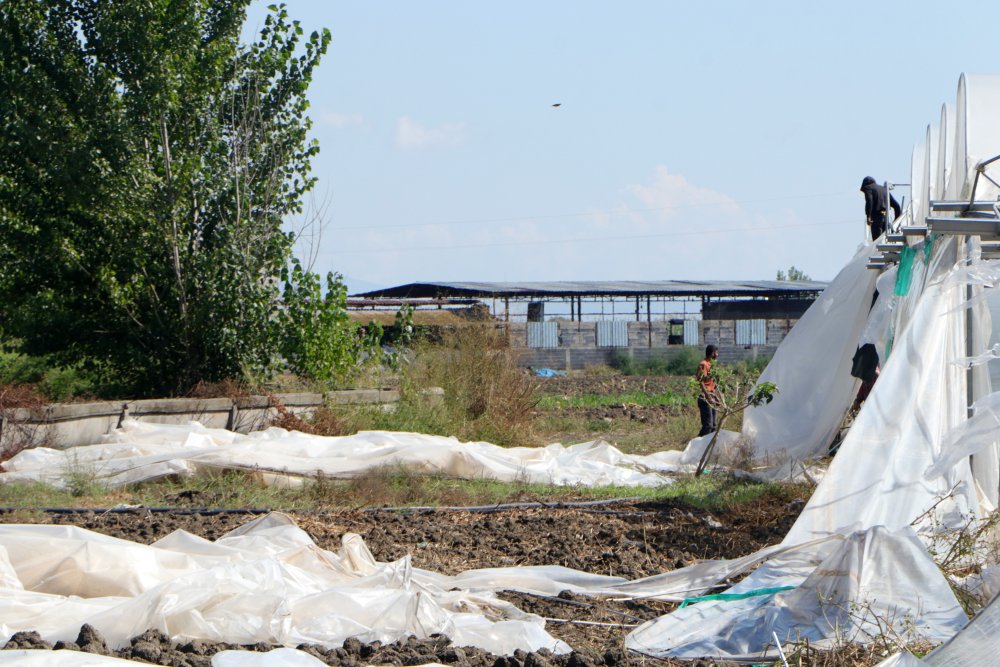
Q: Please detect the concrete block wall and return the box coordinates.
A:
[0,389,411,453]
[702,319,795,347]
[766,319,795,345]
[506,317,793,371]
[516,345,776,371]
[508,320,681,349]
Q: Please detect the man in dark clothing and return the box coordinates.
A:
[850,343,880,412]
[860,176,902,240]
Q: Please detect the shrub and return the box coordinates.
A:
[613,347,702,376]
[346,325,541,448]
[279,261,380,387]
[0,351,95,401]
[0,383,50,461]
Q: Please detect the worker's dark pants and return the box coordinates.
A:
[870,209,889,240]
[698,396,716,437]
[870,219,885,240]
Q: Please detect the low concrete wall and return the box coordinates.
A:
[0,389,409,452]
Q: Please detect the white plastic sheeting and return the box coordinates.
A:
[0,513,569,656]
[783,237,983,544]
[626,230,1000,657]
[625,73,1000,660]
[1,71,998,665]
[627,526,967,661]
[624,235,980,661]
[740,241,878,461]
[0,421,688,489]
[877,589,1000,666]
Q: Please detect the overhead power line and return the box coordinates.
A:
[329,219,851,255]
[328,190,855,232]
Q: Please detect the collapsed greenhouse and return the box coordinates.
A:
[2,73,1000,665]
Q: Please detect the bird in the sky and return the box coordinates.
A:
[551,103,562,108]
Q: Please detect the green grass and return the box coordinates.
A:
[0,467,802,512]
[532,407,704,456]
[537,390,691,409]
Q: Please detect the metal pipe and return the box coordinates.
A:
[647,295,652,348]
[966,235,975,419]
[883,181,890,238]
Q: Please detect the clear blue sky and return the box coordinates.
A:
[245,1,1000,292]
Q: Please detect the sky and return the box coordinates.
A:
[245,1,1000,293]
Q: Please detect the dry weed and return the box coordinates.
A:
[717,434,758,472]
[409,325,540,447]
[268,394,346,436]
[185,378,253,399]
[0,384,53,463]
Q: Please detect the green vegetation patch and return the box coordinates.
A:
[537,390,691,410]
[0,468,804,513]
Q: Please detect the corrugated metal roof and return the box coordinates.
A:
[353,280,827,299]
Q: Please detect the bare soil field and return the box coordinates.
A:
[0,492,805,666]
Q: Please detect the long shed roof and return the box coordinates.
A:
[354,280,828,299]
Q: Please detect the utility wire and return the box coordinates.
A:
[328,219,851,255]
[328,191,855,232]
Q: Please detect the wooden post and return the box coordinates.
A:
[226,402,239,431]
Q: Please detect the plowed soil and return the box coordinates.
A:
[0,493,805,666]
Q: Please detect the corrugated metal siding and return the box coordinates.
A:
[683,320,700,346]
[596,321,629,347]
[735,319,767,345]
[527,322,559,348]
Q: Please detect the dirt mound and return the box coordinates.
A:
[4,624,708,667]
[6,496,801,579]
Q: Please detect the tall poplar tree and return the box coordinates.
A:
[0,1,331,394]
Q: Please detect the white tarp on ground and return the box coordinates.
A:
[627,526,968,659]
[877,588,1000,666]
[0,512,569,656]
[0,422,691,490]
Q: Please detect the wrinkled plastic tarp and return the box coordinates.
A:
[0,424,687,490]
[740,241,878,461]
[0,513,569,656]
[627,526,968,661]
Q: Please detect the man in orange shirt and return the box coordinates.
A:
[696,345,720,437]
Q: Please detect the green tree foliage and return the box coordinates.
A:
[280,261,380,385]
[0,1,331,395]
[776,266,811,281]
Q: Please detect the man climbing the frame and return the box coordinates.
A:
[860,176,902,240]
[697,345,720,437]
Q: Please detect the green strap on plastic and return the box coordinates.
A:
[678,585,795,608]
[894,246,917,296]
